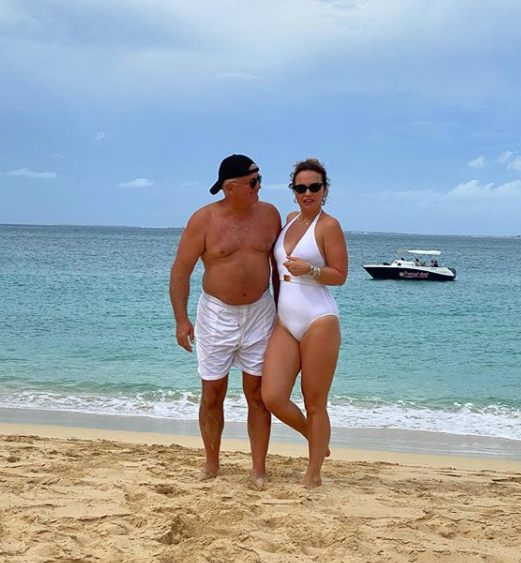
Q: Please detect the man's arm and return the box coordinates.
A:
[270,206,282,304]
[169,210,207,352]
[270,252,280,305]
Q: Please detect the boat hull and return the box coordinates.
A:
[363,265,456,281]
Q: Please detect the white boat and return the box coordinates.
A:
[363,249,456,281]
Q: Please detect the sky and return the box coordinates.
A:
[1,0,521,235]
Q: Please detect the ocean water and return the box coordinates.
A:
[1,224,520,446]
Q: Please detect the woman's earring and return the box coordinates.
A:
[294,197,297,203]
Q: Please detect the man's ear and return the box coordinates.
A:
[223,181,232,196]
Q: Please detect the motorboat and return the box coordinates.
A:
[363,249,456,281]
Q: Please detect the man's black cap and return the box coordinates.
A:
[210,154,259,195]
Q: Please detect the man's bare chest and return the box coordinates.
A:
[205,220,275,259]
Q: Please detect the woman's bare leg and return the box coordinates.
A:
[261,322,307,437]
[300,316,340,488]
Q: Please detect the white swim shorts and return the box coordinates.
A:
[194,290,276,381]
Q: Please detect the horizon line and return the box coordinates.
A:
[1,222,520,238]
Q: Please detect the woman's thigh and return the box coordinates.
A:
[300,316,341,408]
[262,321,301,403]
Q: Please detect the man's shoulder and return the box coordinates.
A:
[257,201,281,219]
[184,202,222,234]
[189,201,221,221]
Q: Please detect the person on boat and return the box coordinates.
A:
[261,158,348,489]
[430,258,439,267]
[170,154,281,485]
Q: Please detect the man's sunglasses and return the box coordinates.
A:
[230,175,262,189]
[292,182,323,195]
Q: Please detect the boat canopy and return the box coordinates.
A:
[395,249,441,256]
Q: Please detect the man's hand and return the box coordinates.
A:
[176,318,195,352]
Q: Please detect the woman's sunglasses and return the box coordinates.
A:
[292,182,323,195]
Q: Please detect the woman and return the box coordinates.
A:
[262,158,348,488]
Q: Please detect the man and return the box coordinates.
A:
[170,154,280,484]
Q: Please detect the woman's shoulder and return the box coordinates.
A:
[285,210,300,223]
[318,211,343,232]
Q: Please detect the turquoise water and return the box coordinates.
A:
[1,225,520,441]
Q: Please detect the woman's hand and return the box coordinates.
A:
[283,255,311,277]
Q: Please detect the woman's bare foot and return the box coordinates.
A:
[302,473,322,489]
[198,464,219,480]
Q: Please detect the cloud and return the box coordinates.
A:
[374,180,521,210]
[95,131,106,141]
[356,177,521,234]
[497,151,514,164]
[507,156,521,172]
[2,0,521,105]
[6,168,58,179]
[449,179,521,200]
[467,156,486,168]
[496,150,521,172]
[118,177,154,188]
[179,180,201,187]
[375,179,521,205]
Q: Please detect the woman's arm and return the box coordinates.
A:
[319,217,348,285]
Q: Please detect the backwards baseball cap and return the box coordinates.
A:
[210,154,259,195]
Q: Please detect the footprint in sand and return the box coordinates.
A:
[152,483,186,497]
[156,515,192,545]
[259,515,286,529]
[256,540,281,553]
[301,544,324,557]
[270,489,301,500]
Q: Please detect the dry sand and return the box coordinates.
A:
[1,426,521,563]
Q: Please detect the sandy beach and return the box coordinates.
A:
[1,424,520,563]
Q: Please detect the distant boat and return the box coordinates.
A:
[363,249,456,282]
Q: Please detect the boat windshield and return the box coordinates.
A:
[394,249,442,267]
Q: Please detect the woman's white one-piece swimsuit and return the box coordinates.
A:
[274,212,339,342]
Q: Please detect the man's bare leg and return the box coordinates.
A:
[243,372,271,486]
[199,376,228,479]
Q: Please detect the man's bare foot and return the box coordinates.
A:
[198,465,219,480]
[249,474,268,490]
[302,474,322,489]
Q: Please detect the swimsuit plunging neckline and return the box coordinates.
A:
[283,212,321,256]
[274,210,338,342]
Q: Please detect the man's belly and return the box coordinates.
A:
[202,255,272,306]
